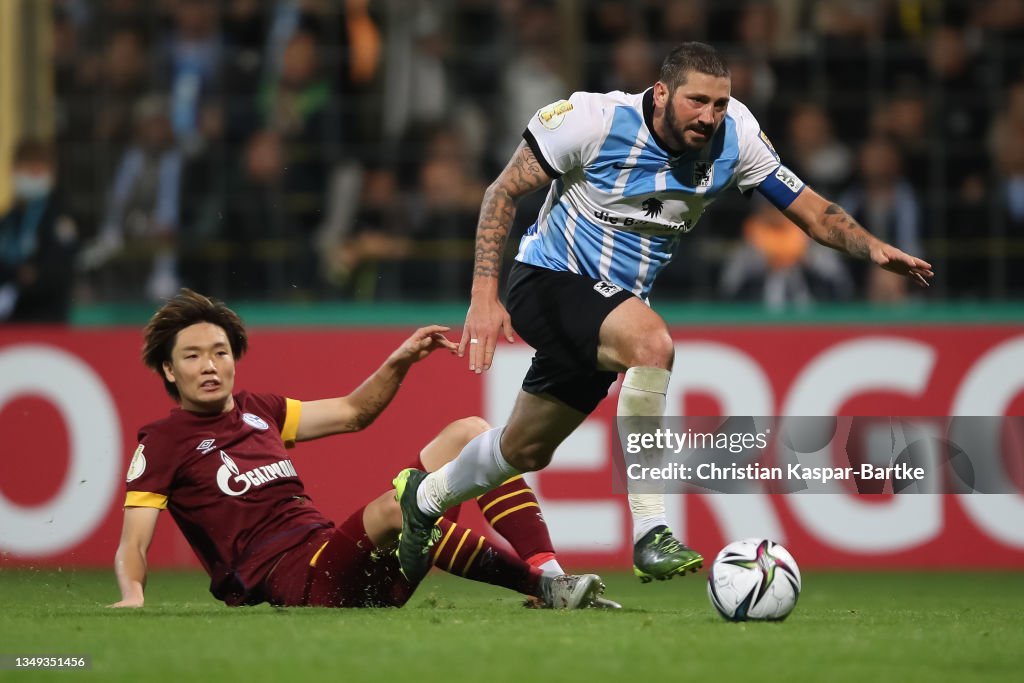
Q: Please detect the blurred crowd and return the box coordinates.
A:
[3,0,1024,321]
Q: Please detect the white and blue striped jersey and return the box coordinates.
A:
[517,89,806,299]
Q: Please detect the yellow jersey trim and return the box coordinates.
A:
[124,491,168,509]
[282,398,302,448]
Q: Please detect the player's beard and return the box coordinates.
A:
[665,102,714,153]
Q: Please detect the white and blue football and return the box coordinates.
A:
[707,538,801,621]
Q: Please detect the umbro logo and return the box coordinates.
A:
[197,438,217,454]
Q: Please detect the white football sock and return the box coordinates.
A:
[539,558,565,578]
[416,426,520,516]
[629,494,668,543]
[620,366,672,543]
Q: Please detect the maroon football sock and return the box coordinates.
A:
[431,518,542,597]
[476,475,555,564]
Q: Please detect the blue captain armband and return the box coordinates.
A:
[756,165,807,210]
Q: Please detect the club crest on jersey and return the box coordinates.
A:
[642,197,664,218]
[537,100,573,130]
[593,281,623,298]
[216,450,298,497]
[126,444,146,482]
[759,130,780,160]
[693,162,714,188]
[242,413,269,431]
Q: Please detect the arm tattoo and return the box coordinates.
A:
[473,186,514,280]
[351,386,396,429]
[473,144,552,280]
[348,362,410,430]
[821,203,872,259]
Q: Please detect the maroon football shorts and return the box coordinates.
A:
[260,506,416,608]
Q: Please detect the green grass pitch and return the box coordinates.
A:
[1,569,1021,682]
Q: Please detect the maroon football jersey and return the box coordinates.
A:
[124,390,332,604]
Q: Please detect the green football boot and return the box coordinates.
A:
[393,468,441,584]
[633,525,703,583]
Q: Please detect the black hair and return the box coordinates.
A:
[658,42,730,91]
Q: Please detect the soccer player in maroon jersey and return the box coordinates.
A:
[110,289,609,609]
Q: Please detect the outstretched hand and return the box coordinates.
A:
[459,297,515,373]
[871,244,934,288]
[392,325,458,366]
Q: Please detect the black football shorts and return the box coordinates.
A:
[505,261,634,414]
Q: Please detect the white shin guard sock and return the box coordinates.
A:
[620,366,672,543]
[415,426,521,516]
[629,494,668,543]
[539,558,565,578]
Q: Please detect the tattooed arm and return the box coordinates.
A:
[460,141,556,372]
[783,187,933,287]
[472,142,554,282]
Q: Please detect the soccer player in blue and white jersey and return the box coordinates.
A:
[393,42,933,585]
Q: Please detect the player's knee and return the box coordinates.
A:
[624,329,674,369]
[451,416,491,445]
[421,417,492,472]
[365,492,403,539]
[380,495,403,531]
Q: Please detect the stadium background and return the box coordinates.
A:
[2,0,1023,573]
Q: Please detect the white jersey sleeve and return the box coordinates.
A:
[730,100,806,209]
[523,91,609,177]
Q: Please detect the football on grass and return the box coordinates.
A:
[707,538,801,621]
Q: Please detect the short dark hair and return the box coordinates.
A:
[658,42,730,91]
[142,289,248,400]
